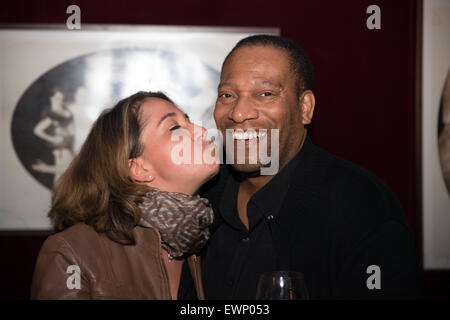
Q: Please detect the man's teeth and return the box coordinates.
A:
[232,131,268,140]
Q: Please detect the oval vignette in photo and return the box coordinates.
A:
[10,48,220,190]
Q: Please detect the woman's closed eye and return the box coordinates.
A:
[169,114,190,131]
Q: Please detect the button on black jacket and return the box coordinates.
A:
[180,137,423,299]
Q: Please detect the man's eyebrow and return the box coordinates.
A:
[218,82,232,89]
[157,112,177,127]
[255,80,284,89]
[218,81,283,89]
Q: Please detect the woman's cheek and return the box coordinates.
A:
[166,139,190,166]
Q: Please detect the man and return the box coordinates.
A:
[179,35,422,299]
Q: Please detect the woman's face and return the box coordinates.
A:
[130,97,219,195]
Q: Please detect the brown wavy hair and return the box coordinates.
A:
[49,91,174,245]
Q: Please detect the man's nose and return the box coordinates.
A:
[228,96,259,123]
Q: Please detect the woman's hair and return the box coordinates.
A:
[49,91,174,245]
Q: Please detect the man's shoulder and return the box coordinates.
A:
[285,142,405,222]
[294,145,413,255]
[310,147,407,227]
[299,142,391,196]
[327,155,397,204]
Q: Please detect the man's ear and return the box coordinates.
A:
[128,158,154,183]
[299,90,315,125]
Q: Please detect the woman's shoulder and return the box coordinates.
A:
[33,223,119,299]
[45,224,161,254]
[37,224,114,286]
[41,223,103,256]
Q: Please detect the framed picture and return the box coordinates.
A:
[421,0,450,269]
[0,24,279,230]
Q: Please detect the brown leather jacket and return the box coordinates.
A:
[31,223,205,300]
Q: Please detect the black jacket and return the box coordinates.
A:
[180,137,423,299]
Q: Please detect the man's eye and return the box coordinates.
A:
[261,92,273,97]
[219,93,233,98]
[170,125,181,131]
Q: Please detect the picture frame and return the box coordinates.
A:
[0,24,279,230]
[420,0,450,270]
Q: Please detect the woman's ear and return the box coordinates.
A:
[128,158,154,182]
[299,90,316,125]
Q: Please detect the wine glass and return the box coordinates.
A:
[255,271,309,300]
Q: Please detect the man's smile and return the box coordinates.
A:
[230,129,268,141]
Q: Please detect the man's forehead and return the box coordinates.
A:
[223,48,290,75]
[219,61,290,88]
[226,45,289,65]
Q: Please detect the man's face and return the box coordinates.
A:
[214,45,307,174]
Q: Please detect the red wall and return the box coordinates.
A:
[0,0,422,299]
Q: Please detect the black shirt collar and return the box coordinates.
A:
[219,135,313,227]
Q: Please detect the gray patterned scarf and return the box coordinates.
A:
[138,187,214,259]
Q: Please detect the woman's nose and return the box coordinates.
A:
[228,96,259,123]
[192,123,207,141]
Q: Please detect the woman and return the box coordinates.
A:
[32,88,75,185]
[31,91,219,299]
